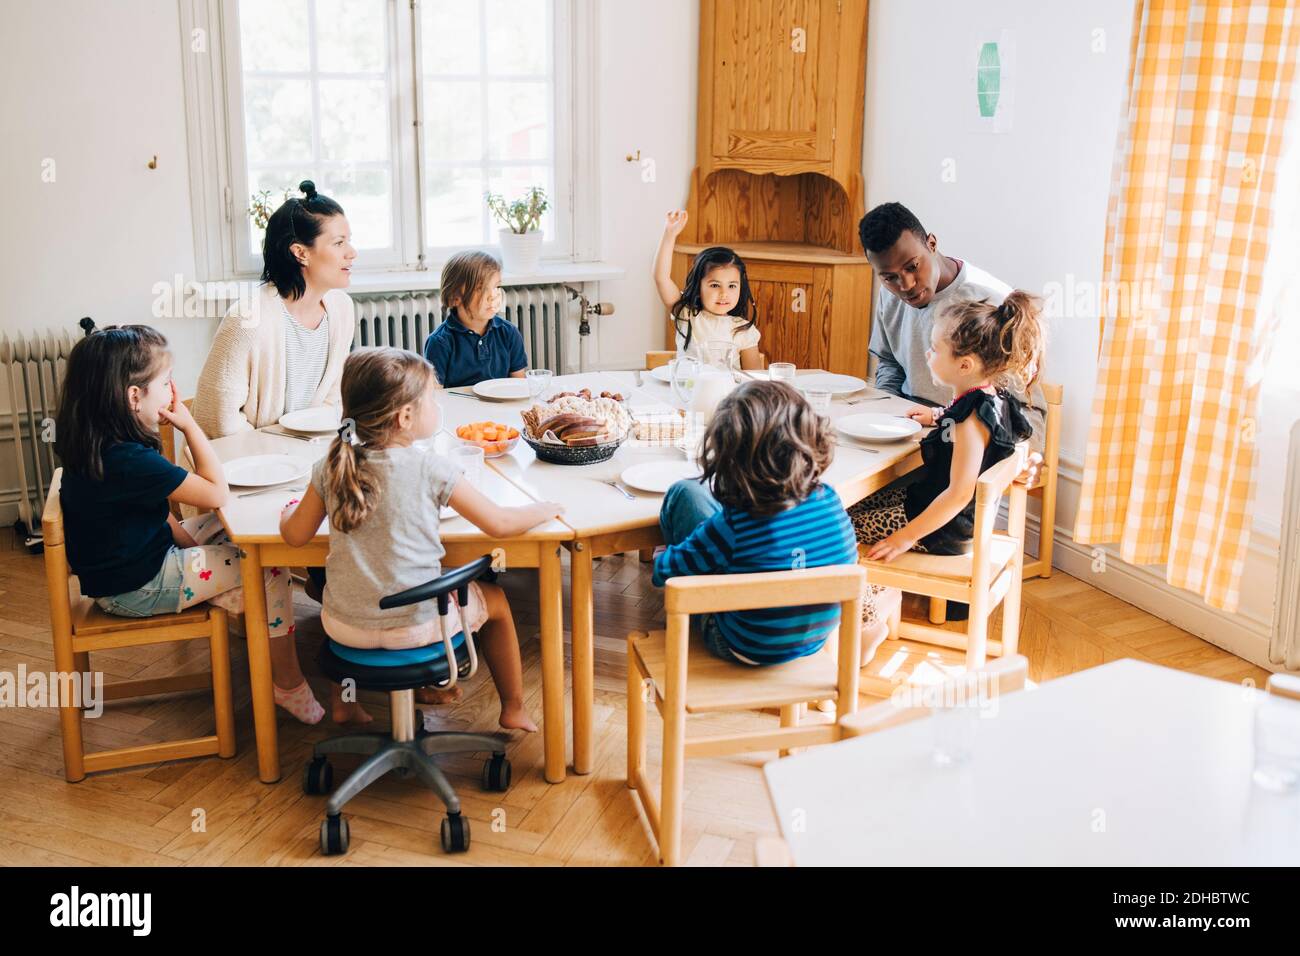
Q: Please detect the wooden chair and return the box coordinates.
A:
[646,350,676,371]
[627,565,865,866]
[1022,382,1063,580]
[928,382,1063,623]
[42,469,236,781]
[838,654,1029,739]
[645,349,769,371]
[862,442,1030,669]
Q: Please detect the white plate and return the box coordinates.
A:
[225,454,312,488]
[620,460,704,495]
[647,364,676,383]
[797,372,868,396]
[473,378,530,401]
[278,406,342,433]
[733,369,772,383]
[835,413,922,442]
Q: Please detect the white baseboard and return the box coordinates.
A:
[1020,503,1279,672]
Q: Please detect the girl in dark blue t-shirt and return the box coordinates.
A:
[54,325,325,724]
[848,291,1043,652]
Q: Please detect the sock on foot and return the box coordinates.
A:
[274,680,325,725]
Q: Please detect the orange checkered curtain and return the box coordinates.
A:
[1074,0,1300,611]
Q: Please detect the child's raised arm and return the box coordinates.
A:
[864,415,989,561]
[448,478,563,539]
[653,210,688,310]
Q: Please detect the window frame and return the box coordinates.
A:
[179,0,597,282]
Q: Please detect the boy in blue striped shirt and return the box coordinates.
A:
[653,380,857,665]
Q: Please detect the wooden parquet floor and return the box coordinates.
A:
[0,527,1272,867]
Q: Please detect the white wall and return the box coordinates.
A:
[0,0,209,386]
[590,0,698,369]
[862,0,1281,663]
[0,0,209,528]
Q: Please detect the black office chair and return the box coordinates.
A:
[305,555,511,856]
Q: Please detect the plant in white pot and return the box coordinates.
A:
[486,186,549,275]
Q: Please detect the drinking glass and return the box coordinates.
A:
[449,445,485,483]
[769,362,797,385]
[526,368,553,400]
[1253,691,1300,793]
[670,355,700,407]
[802,386,832,416]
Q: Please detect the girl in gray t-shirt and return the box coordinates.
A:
[280,347,562,731]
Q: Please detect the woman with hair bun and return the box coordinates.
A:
[193,180,357,438]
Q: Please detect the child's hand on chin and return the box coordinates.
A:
[866,530,914,562]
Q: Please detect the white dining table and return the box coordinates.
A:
[210,368,928,785]
[439,369,927,774]
[206,428,573,784]
[762,658,1300,866]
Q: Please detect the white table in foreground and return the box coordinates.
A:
[763,659,1300,865]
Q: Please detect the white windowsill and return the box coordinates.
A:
[195,261,626,301]
[348,261,626,294]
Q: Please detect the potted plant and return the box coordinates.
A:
[486,186,549,274]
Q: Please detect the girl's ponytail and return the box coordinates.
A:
[322,430,375,534]
[321,347,438,534]
[938,290,1045,392]
[994,290,1045,389]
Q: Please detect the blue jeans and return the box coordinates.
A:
[657,479,755,666]
[659,477,721,546]
[95,546,185,617]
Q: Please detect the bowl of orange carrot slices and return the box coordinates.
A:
[455,421,521,458]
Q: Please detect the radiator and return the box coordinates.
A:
[351,284,573,372]
[2,329,76,541]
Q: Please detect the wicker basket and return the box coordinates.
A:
[521,431,627,465]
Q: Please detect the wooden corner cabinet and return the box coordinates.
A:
[668,0,873,377]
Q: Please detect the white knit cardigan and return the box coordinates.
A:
[193,283,356,439]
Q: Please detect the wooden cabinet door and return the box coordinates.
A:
[746,261,830,370]
[709,0,840,166]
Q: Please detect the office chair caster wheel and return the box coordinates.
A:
[482,754,511,792]
[320,815,349,855]
[441,813,470,853]
[303,757,333,795]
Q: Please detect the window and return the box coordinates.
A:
[190,0,588,278]
[234,0,400,261]
[419,0,562,250]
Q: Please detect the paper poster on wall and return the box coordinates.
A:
[971,30,1016,133]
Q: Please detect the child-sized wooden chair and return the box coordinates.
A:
[838,654,1029,739]
[627,565,865,866]
[861,443,1030,670]
[645,349,769,371]
[1021,382,1063,580]
[42,469,236,781]
[927,382,1063,623]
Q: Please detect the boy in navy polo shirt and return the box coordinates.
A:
[423,251,529,388]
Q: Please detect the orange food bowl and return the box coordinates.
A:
[454,421,521,458]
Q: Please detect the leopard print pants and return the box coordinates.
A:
[847,487,927,630]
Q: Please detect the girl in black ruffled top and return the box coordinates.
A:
[848,290,1044,648]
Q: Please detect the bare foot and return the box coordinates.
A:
[416,684,463,706]
[499,703,538,733]
[333,700,373,725]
